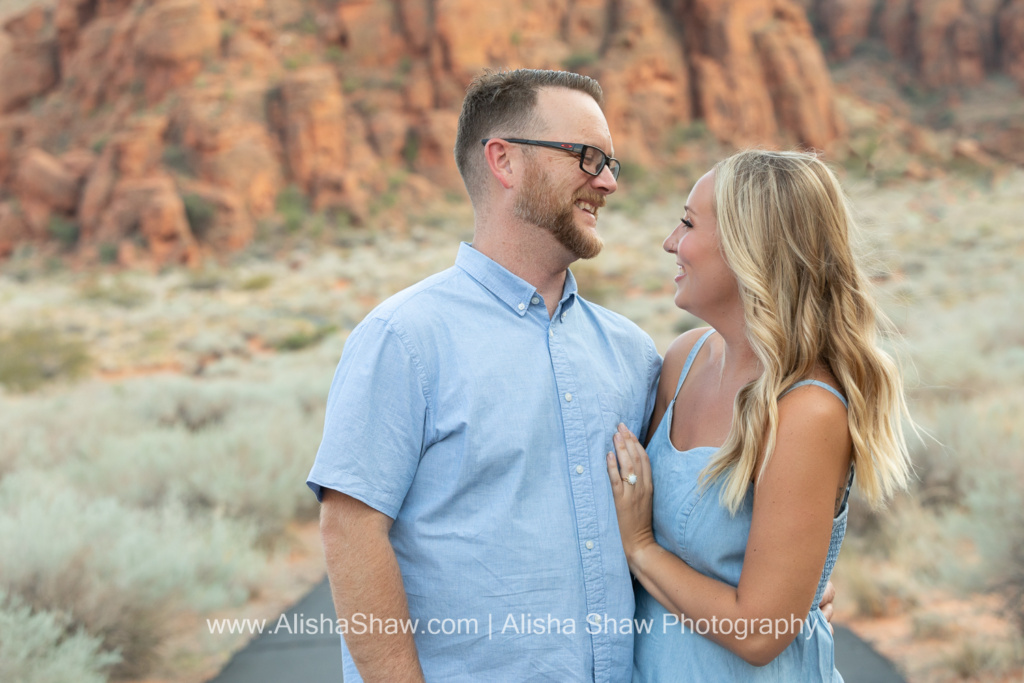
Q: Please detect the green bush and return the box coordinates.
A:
[276,185,308,233]
[47,215,79,248]
[0,365,328,538]
[272,324,338,352]
[667,121,710,151]
[183,193,216,240]
[562,52,598,71]
[238,273,274,291]
[98,242,119,264]
[0,592,119,683]
[616,161,648,185]
[162,145,193,176]
[402,128,421,166]
[183,268,226,291]
[81,279,152,308]
[0,473,263,679]
[571,262,617,307]
[0,327,91,393]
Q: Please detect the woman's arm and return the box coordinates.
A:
[607,388,851,666]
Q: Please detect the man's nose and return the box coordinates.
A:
[591,164,617,195]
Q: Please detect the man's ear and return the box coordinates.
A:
[482,139,517,190]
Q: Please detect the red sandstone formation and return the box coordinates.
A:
[813,0,1024,89]
[0,0,1016,264]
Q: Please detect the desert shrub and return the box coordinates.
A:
[673,314,705,335]
[183,268,226,291]
[183,193,216,240]
[562,51,598,70]
[832,544,920,618]
[47,215,79,248]
[946,640,1000,680]
[0,472,263,679]
[402,128,420,166]
[162,144,193,176]
[0,367,327,540]
[0,592,119,683]
[271,324,338,352]
[911,612,954,640]
[571,261,618,307]
[0,327,91,392]
[904,291,1024,393]
[616,161,647,186]
[326,45,346,65]
[276,185,307,232]
[80,278,152,308]
[666,121,710,151]
[98,242,119,264]
[239,273,274,291]
[1004,532,1024,636]
[893,393,1024,644]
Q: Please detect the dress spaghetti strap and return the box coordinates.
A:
[781,380,855,510]
[672,328,715,399]
[782,379,848,408]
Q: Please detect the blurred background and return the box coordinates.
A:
[0,0,1022,681]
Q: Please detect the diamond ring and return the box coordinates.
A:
[626,474,637,486]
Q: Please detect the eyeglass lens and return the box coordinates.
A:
[582,147,620,179]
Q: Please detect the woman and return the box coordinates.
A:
[607,150,913,680]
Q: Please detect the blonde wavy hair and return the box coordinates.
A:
[701,149,913,513]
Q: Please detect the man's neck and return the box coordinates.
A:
[472,221,575,319]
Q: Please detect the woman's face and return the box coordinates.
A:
[662,170,740,320]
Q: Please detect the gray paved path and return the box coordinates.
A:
[209,578,904,682]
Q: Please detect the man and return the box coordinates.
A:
[308,69,657,682]
[307,69,833,682]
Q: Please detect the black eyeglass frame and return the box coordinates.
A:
[480,138,621,180]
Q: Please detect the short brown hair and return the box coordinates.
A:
[454,69,604,202]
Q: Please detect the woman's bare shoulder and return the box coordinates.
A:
[659,327,714,395]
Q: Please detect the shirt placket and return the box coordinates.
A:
[546,304,610,682]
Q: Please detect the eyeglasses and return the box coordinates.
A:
[481,138,621,180]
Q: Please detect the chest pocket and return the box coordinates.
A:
[597,391,643,453]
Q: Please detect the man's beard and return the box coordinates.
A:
[513,162,604,260]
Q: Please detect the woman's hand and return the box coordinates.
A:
[606,423,658,571]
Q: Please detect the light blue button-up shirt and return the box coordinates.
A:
[308,243,661,682]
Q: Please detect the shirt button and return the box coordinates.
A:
[560,312,567,322]
[585,541,594,550]
[576,465,584,474]
[564,393,573,402]
[517,303,525,311]
[531,296,540,305]
[594,614,602,623]
[549,329,554,338]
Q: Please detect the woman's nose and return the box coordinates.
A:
[663,225,681,254]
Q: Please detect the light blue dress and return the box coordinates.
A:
[633,329,851,682]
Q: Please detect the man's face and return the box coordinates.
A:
[511,88,618,260]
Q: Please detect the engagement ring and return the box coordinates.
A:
[627,474,637,486]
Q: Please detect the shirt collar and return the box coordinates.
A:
[562,268,579,311]
[455,242,577,316]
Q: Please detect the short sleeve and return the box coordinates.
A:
[306,316,429,518]
[637,338,663,444]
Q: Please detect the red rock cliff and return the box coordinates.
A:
[811,0,1024,89]
[0,0,845,263]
